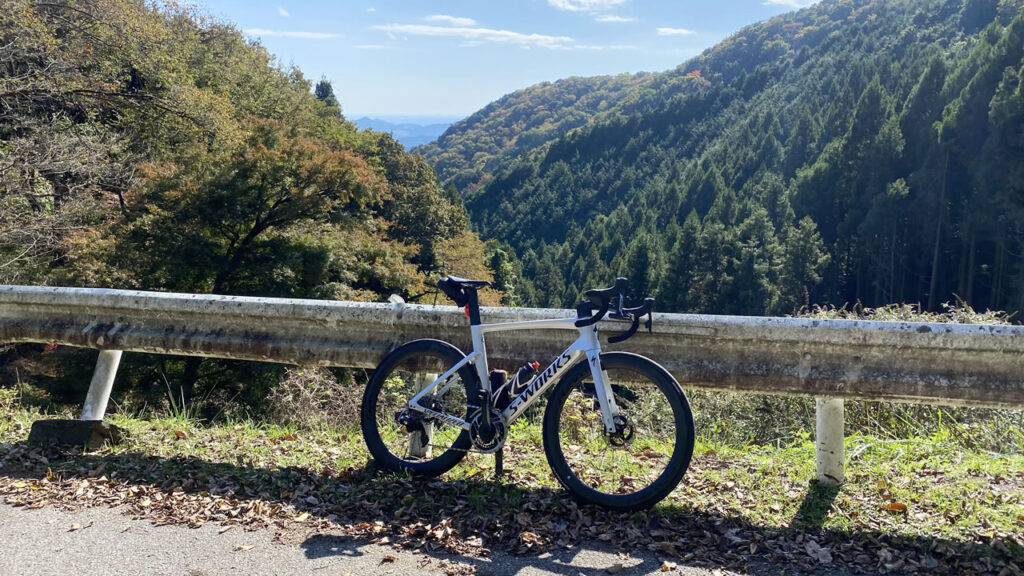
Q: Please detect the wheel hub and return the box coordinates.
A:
[606,414,634,447]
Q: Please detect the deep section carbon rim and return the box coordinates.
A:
[361,340,476,477]
[544,353,694,510]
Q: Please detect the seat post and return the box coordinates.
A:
[466,288,482,326]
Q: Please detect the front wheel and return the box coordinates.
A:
[542,352,694,510]
[361,339,477,477]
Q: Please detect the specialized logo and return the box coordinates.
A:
[506,352,572,413]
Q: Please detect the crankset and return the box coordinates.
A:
[469,408,507,454]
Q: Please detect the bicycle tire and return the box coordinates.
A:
[542,352,694,510]
[361,339,478,477]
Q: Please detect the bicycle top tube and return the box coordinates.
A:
[476,316,581,335]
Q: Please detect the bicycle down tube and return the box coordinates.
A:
[484,320,622,432]
[405,317,623,434]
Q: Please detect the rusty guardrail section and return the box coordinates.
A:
[2,285,1023,483]
[3,285,1023,408]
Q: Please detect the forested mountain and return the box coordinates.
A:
[424,0,1024,316]
[0,0,493,404]
[416,73,666,194]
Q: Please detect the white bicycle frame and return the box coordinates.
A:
[406,317,622,434]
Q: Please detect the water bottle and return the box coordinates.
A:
[509,361,540,397]
[491,361,539,410]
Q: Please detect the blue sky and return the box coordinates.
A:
[199,0,818,119]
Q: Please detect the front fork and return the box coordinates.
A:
[586,348,623,434]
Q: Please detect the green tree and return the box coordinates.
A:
[780,217,830,311]
[660,210,701,312]
[487,246,521,306]
[315,77,342,115]
[2,0,494,413]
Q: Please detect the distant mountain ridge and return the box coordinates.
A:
[414,73,664,193]
[353,117,457,149]
[420,0,1024,317]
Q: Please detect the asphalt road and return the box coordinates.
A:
[0,502,718,576]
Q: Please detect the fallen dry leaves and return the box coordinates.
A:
[1,441,1021,576]
[883,502,909,512]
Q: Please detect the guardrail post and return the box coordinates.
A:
[27,349,125,448]
[81,350,122,420]
[408,373,435,459]
[815,397,845,485]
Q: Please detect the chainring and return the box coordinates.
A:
[469,408,507,453]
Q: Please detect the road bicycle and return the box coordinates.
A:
[360,276,695,510]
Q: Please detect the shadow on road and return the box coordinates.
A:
[0,439,1017,576]
[301,532,671,576]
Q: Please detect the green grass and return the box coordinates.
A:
[2,387,1022,572]
[11,401,1019,545]
[103,413,367,473]
[3,384,1021,544]
[680,436,1024,542]
[4,301,1022,571]
[687,389,1024,454]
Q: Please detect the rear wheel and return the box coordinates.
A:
[542,352,694,510]
[361,339,477,477]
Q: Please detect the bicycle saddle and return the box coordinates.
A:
[437,276,492,307]
[444,276,493,289]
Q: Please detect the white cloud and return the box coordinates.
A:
[425,15,477,27]
[366,7,376,12]
[371,23,573,49]
[243,28,340,39]
[548,0,627,11]
[594,15,634,22]
[354,44,387,50]
[278,7,289,17]
[761,0,820,6]
[657,27,695,36]
[572,44,636,50]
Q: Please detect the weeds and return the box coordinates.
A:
[689,391,1024,454]
[2,299,1022,573]
[2,399,1021,574]
[265,367,364,431]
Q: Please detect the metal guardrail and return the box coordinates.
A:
[3,285,1023,484]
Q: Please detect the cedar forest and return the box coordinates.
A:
[421,0,1024,317]
[2,0,1023,406]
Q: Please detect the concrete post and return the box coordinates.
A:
[815,397,845,485]
[408,373,436,459]
[80,350,122,420]
[28,349,125,449]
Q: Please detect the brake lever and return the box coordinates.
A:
[608,298,654,343]
[575,297,609,327]
[607,314,641,344]
[609,293,636,322]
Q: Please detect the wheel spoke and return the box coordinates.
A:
[558,371,676,494]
